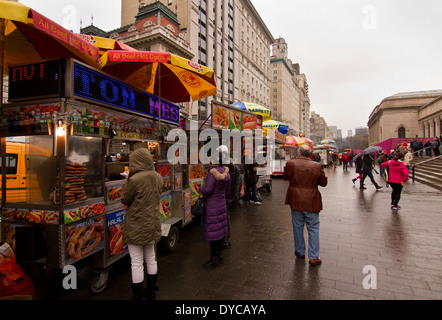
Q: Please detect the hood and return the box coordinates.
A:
[210,166,229,181]
[390,159,404,167]
[129,148,155,176]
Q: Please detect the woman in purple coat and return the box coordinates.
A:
[199,148,231,268]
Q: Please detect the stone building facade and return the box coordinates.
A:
[368,90,442,145]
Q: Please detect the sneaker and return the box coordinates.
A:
[254,201,262,206]
[392,205,401,210]
[309,257,322,267]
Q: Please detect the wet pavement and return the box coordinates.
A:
[45,164,442,301]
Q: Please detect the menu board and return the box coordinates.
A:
[65,216,104,265]
[2,207,59,225]
[228,109,242,130]
[174,165,183,189]
[159,193,172,222]
[212,104,229,128]
[157,164,172,192]
[63,201,105,225]
[189,164,205,205]
[107,209,127,258]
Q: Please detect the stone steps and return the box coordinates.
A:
[410,156,442,191]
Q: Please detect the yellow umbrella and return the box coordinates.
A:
[231,101,271,121]
[98,50,216,103]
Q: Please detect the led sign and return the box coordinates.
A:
[8,60,64,101]
[72,62,180,124]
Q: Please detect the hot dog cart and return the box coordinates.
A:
[209,101,271,198]
[0,58,191,293]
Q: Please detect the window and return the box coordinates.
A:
[0,154,18,174]
[398,127,406,139]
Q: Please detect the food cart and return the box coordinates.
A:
[209,101,271,198]
[313,144,338,167]
[0,58,192,293]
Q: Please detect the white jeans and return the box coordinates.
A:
[127,244,157,284]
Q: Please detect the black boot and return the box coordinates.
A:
[203,256,220,268]
[132,282,144,300]
[144,274,159,300]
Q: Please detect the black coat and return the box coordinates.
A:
[244,163,258,184]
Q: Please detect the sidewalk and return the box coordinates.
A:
[47,165,442,300]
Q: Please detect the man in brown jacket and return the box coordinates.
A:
[283,145,328,266]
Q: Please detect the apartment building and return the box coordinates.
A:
[270,38,299,135]
[120,0,274,119]
[270,38,310,137]
[310,111,334,144]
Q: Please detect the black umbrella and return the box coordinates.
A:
[352,146,382,161]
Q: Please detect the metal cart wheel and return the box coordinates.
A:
[90,270,109,294]
[160,225,179,253]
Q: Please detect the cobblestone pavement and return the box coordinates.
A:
[47,165,442,301]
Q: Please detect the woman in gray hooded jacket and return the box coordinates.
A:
[121,147,163,300]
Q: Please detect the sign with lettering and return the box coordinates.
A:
[72,62,180,124]
[8,59,64,101]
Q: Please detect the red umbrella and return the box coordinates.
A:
[1,1,100,75]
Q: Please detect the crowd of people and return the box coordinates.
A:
[119,137,440,299]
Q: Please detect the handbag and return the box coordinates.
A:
[191,195,206,217]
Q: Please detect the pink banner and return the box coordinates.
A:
[107,50,170,63]
[31,10,99,60]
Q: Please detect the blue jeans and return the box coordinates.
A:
[291,210,320,260]
[245,182,258,202]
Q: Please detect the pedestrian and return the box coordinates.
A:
[120,148,163,300]
[381,151,409,210]
[432,137,441,156]
[244,162,261,205]
[199,148,231,268]
[331,152,338,168]
[410,138,417,155]
[360,153,383,190]
[418,139,424,157]
[403,149,413,170]
[352,155,363,184]
[342,152,350,171]
[376,150,388,178]
[424,139,432,157]
[283,145,328,267]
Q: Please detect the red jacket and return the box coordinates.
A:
[342,154,350,162]
[381,160,409,184]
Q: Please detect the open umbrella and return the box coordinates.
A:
[231,101,271,121]
[284,136,306,147]
[0,0,100,75]
[76,34,137,57]
[320,139,335,145]
[361,146,382,156]
[352,146,382,161]
[262,120,289,134]
[98,49,216,103]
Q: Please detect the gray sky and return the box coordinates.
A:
[20,0,442,137]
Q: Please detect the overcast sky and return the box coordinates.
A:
[20,0,442,137]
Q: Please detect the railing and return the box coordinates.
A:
[411,154,442,181]
[410,145,433,157]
